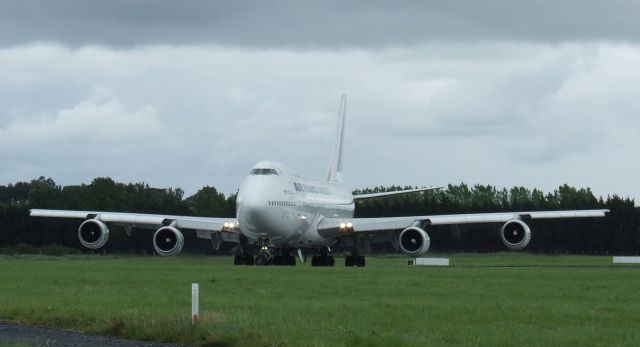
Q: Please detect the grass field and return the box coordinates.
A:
[1,253,640,346]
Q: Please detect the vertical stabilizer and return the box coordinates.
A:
[327,94,347,183]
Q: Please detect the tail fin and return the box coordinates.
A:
[327,93,347,183]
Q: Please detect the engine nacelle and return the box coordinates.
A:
[500,219,531,250]
[78,219,109,249]
[399,227,430,256]
[153,226,184,256]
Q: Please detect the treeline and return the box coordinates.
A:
[1,177,639,255]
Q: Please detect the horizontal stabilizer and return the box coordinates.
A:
[352,187,443,201]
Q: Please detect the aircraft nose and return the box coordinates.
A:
[244,201,266,224]
[240,192,265,213]
[237,194,268,233]
[237,194,292,242]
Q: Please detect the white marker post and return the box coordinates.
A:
[192,283,199,324]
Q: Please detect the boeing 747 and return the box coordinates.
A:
[30,95,608,266]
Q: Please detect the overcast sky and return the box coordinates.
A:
[1,1,639,203]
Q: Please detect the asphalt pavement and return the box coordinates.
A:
[0,321,180,347]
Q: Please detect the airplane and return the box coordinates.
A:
[30,94,609,267]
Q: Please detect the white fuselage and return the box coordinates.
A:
[236,161,354,248]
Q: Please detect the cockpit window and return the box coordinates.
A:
[250,168,279,175]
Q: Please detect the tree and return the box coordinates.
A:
[186,186,227,217]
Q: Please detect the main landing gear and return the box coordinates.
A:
[345,239,365,267]
[241,233,296,266]
[345,255,365,267]
[234,253,255,265]
[255,251,296,266]
[234,234,368,268]
[233,234,255,265]
[311,248,335,267]
[272,254,296,266]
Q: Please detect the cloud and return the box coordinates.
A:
[0,87,168,188]
[0,42,639,202]
[1,1,640,48]
[506,44,640,163]
[0,89,162,149]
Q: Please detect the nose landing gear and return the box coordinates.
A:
[254,233,272,265]
[253,233,297,266]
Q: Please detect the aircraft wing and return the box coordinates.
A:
[30,209,239,233]
[317,209,609,238]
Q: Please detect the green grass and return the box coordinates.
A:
[1,254,640,346]
[0,343,29,347]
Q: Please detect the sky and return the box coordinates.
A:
[1,1,639,202]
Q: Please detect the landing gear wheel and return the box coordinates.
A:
[345,255,365,267]
[311,255,335,267]
[255,252,272,266]
[234,255,244,265]
[271,253,296,266]
[234,254,255,266]
[234,234,255,266]
[356,255,365,267]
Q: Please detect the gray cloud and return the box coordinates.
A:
[0,2,638,203]
[1,1,640,48]
[1,42,638,202]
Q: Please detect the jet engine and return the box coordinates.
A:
[153,226,184,256]
[399,226,430,256]
[500,219,531,250]
[78,219,110,249]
